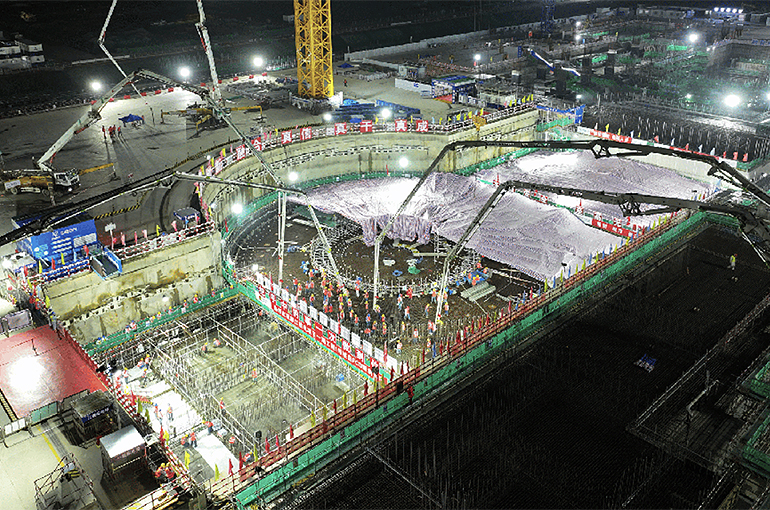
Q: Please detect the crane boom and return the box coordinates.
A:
[195,0,223,107]
[98,0,140,95]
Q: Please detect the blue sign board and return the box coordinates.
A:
[17,219,98,261]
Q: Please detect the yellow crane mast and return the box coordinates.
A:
[294,0,333,99]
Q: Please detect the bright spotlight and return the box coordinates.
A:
[688,33,699,43]
[685,93,692,99]
[723,94,741,108]
[381,108,392,119]
[90,81,102,92]
[474,54,481,62]
[253,56,264,68]
[162,296,169,303]
[231,203,243,215]
[288,171,298,182]
[399,157,408,168]
[576,94,583,100]
[575,21,582,28]
[179,66,191,79]
[323,112,332,122]
[575,33,581,41]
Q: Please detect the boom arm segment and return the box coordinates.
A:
[37,70,148,173]
[195,0,223,107]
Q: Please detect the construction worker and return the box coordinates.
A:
[396,340,402,355]
[190,430,197,448]
[201,342,208,355]
[729,253,737,271]
[167,405,173,422]
[154,463,166,481]
[164,464,176,481]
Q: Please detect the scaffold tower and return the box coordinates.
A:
[541,0,555,37]
[294,0,333,99]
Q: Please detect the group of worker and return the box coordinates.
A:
[153,463,176,483]
[102,125,125,141]
[180,430,198,448]
[201,337,223,355]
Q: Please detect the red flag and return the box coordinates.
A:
[134,231,138,245]
[685,143,689,151]
[265,437,270,453]
[722,152,727,159]
[51,257,55,270]
[238,451,243,471]
[159,426,164,445]
[654,136,659,143]
[733,152,739,160]
[743,153,749,162]
[225,219,228,233]
[85,245,89,257]
[289,423,294,439]
[121,232,126,246]
[275,435,280,450]
[228,458,233,476]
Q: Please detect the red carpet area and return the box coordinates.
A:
[0,326,105,418]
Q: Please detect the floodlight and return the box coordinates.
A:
[688,33,699,43]
[288,171,298,182]
[399,157,409,168]
[231,203,243,214]
[253,56,264,68]
[381,108,392,119]
[323,112,332,122]
[685,93,692,99]
[474,54,481,62]
[90,81,102,92]
[723,94,741,108]
[179,66,191,79]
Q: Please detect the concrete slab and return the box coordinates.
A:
[195,432,238,479]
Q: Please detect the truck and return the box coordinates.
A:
[2,169,80,196]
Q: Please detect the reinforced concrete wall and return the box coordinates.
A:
[46,230,223,344]
[202,110,538,226]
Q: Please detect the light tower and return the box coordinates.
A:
[294,0,333,99]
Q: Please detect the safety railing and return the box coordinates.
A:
[84,286,240,357]
[112,221,216,261]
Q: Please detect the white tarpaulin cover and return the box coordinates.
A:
[298,150,711,280]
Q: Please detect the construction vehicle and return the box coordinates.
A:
[2,169,79,196]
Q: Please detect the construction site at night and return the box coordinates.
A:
[2,1,770,509]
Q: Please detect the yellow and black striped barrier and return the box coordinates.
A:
[93,190,149,220]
